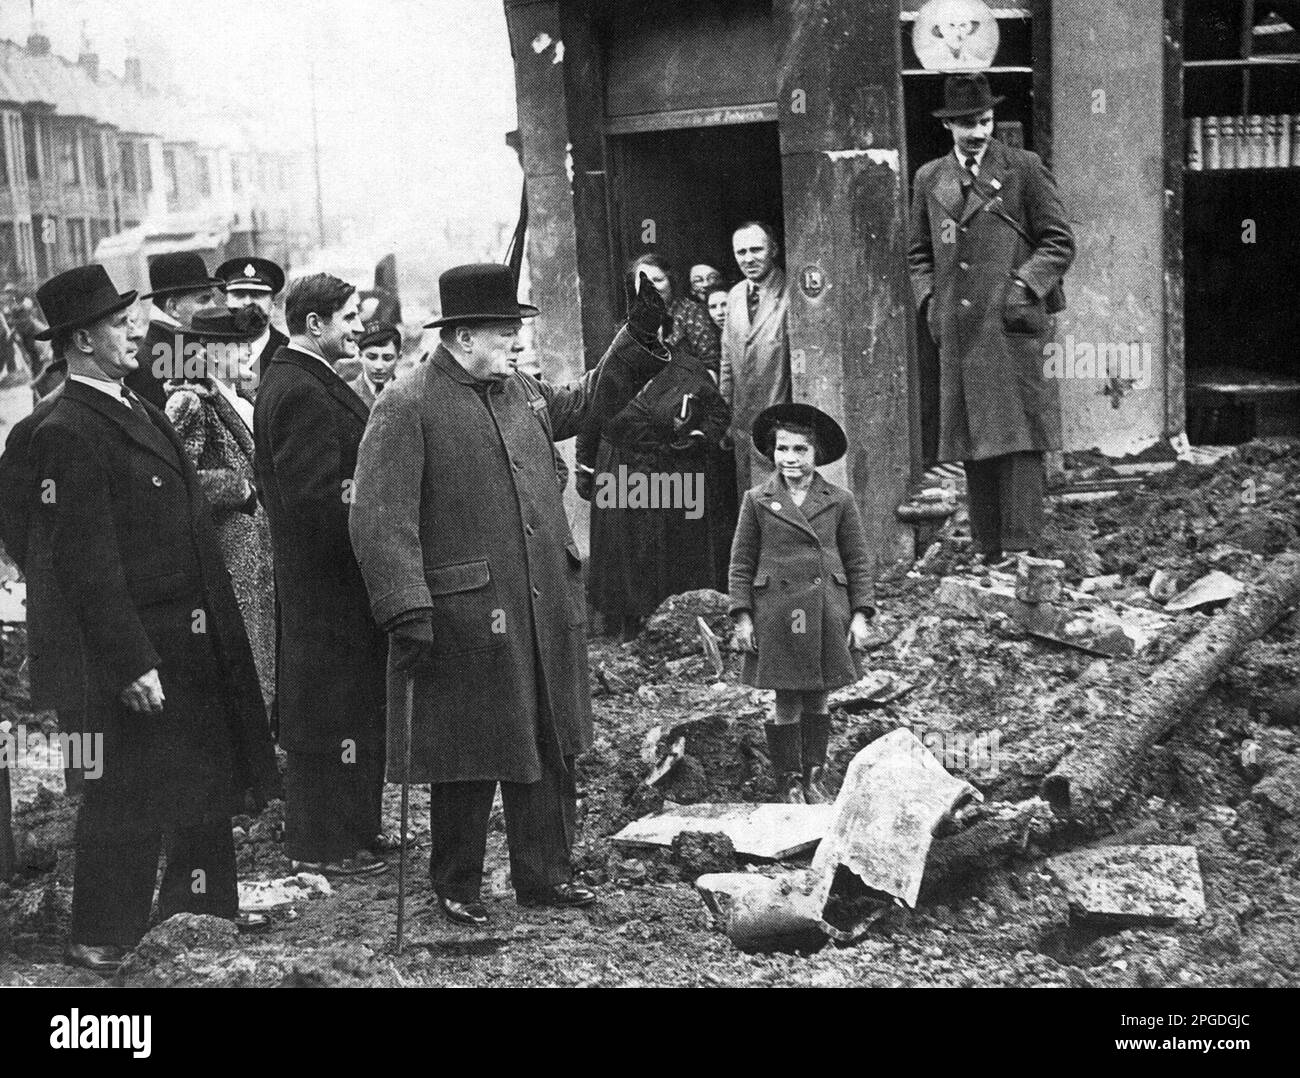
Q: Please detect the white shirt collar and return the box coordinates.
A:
[212,376,254,428]
[69,373,130,406]
[286,341,338,373]
[956,143,989,171]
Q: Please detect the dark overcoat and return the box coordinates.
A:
[349,329,664,784]
[256,327,289,385]
[253,346,387,755]
[728,471,874,691]
[165,378,276,710]
[907,138,1075,462]
[26,380,275,836]
[585,345,731,619]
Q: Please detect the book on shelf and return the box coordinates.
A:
[1204,115,1221,169]
[1292,116,1300,166]
[1220,115,1237,168]
[1187,116,1203,169]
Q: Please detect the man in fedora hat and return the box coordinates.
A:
[908,72,1075,568]
[253,273,390,877]
[127,251,224,409]
[215,256,289,385]
[349,321,401,408]
[349,263,668,926]
[9,265,276,973]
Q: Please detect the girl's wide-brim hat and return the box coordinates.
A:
[752,403,848,466]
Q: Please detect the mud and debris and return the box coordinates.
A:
[2,440,1299,986]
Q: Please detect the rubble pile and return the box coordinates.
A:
[1,440,1298,985]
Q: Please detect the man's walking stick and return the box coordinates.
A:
[396,673,414,954]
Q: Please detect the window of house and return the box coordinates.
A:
[231,156,243,194]
[119,141,137,192]
[22,113,41,182]
[197,153,212,197]
[140,144,153,193]
[163,147,180,207]
[61,128,82,186]
[0,117,9,188]
[92,136,107,188]
[0,224,17,280]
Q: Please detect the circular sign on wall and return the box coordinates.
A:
[800,265,826,299]
[913,0,1001,72]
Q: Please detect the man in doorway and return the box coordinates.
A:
[215,256,289,387]
[719,221,791,495]
[908,73,1074,568]
[128,252,223,408]
[254,274,389,877]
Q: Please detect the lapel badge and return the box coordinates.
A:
[770,501,782,511]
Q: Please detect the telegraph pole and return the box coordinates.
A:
[309,51,326,248]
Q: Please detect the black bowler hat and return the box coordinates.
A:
[752,403,848,466]
[215,256,286,297]
[186,305,269,343]
[33,265,137,341]
[932,72,1004,119]
[359,320,402,351]
[423,264,539,329]
[142,251,223,299]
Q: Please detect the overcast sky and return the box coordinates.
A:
[4,0,524,261]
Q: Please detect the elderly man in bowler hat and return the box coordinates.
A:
[127,251,224,409]
[908,73,1074,569]
[215,256,289,385]
[349,264,668,926]
[15,265,276,972]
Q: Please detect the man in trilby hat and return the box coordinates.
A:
[908,72,1075,568]
[349,263,668,927]
[127,251,224,409]
[215,256,289,385]
[11,265,276,973]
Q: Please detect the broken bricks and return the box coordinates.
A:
[937,572,1167,657]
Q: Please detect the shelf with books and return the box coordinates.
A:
[1184,113,1300,169]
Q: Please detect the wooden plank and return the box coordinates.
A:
[774,0,916,571]
[604,104,779,135]
[1048,845,1206,924]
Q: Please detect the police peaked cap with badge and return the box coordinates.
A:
[215,256,286,297]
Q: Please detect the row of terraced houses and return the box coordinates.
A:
[0,30,308,288]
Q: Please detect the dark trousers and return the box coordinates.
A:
[963,451,1045,555]
[70,815,237,948]
[284,748,384,863]
[428,754,576,902]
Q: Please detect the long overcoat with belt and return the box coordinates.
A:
[907,138,1075,463]
[26,381,275,836]
[728,470,875,691]
[253,346,387,756]
[349,327,664,785]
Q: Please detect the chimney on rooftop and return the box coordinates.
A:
[27,31,51,57]
[79,51,100,81]
[124,56,143,89]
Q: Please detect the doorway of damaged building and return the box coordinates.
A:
[1180,0,1300,443]
[596,0,1047,468]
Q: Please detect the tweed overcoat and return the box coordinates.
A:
[349,328,664,784]
[908,139,1075,463]
[25,380,275,835]
[719,269,790,493]
[253,346,387,755]
[165,378,276,710]
[728,471,874,691]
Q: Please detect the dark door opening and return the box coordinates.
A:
[607,122,784,311]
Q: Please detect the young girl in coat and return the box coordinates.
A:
[728,404,875,803]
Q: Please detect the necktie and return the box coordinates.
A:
[965,154,978,178]
[122,388,148,420]
[746,284,760,323]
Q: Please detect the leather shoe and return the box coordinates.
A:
[516,882,597,909]
[291,856,387,878]
[439,896,490,927]
[64,942,126,975]
[234,911,272,933]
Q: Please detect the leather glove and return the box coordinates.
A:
[626,272,671,346]
[576,464,596,502]
[390,618,437,676]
